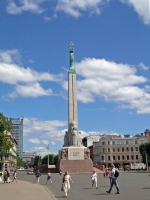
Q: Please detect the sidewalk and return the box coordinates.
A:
[0,180,54,200]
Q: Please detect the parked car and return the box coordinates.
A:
[17,167,25,171]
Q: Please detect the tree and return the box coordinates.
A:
[0,113,13,154]
[42,154,55,165]
[34,156,41,167]
[54,154,58,165]
[139,143,150,164]
[16,156,25,167]
[0,112,12,133]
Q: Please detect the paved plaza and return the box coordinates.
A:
[6,171,149,200]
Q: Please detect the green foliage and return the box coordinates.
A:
[42,154,58,165]
[16,156,25,167]
[0,113,13,154]
[139,143,150,164]
[34,156,42,167]
[0,112,12,133]
[0,132,13,154]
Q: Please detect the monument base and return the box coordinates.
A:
[57,146,93,173]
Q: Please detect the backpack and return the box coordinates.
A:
[114,170,119,178]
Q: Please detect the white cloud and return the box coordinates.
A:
[42,140,49,145]
[28,138,40,144]
[120,0,150,25]
[0,49,21,64]
[6,0,45,15]
[51,141,56,145]
[15,83,53,97]
[56,0,107,17]
[64,57,150,114]
[138,62,149,70]
[43,16,51,21]
[24,117,67,141]
[0,49,64,98]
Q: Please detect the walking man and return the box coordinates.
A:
[106,164,120,194]
[34,170,41,184]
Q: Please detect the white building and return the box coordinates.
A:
[22,152,36,167]
[11,117,23,158]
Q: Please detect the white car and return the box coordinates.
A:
[17,167,25,171]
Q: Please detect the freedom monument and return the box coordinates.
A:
[57,43,93,173]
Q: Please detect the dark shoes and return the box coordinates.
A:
[115,192,120,194]
[106,191,110,194]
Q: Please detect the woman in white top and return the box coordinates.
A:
[62,171,74,197]
[91,170,98,189]
[46,171,52,184]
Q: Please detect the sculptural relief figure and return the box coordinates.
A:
[63,120,83,147]
[61,148,68,160]
[84,148,90,159]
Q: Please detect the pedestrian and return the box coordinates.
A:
[62,171,74,197]
[59,169,62,176]
[7,171,10,183]
[3,171,8,183]
[108,168,112,185]
[103,169,106,177]
[46,171,52,184]
[12,170,17,182]
[34,170,41,184]
[105,168,109,177]
[106,164,120,194]
[91,170,98,189]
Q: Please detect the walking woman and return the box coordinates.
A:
[91,170,98,189]
[46,171,52,184]
[62,171,74,197]
[12,170,17,182]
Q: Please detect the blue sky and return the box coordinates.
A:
[0,0,150,156]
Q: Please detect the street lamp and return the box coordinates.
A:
[145,153,148,171]
[47,144,49,166]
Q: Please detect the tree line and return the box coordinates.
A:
[34,154,58,167]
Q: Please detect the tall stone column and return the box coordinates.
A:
[68,42,78,128]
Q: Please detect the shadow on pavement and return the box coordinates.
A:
[142,187,150,189]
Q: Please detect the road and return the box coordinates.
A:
[14,172,150,200]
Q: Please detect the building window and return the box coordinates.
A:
[101,156,104,161]
[103,148,105,153]
[108,141,110,145]
[108,156,110,160]
[135,140,138,144]
[108,148,110,152]
[126,147,129,151]
[131,155,134,160]
[113,148,115,152]
[117,148,120,152]
[136,155,139,160]
[122,155,125,160]
[126,140,129,145]
[112,141,115,145]
[122,147,124,152]
[135,147,138,151]
[131,147,133,151]
[102,142,105,145]
[118,155,120,160]
[127,155,129,160]
[113,156,116,160]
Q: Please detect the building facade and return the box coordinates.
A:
[0,131,17,171]
[11,117,23,158]
[93,134,147,168]
[22,152,36,167]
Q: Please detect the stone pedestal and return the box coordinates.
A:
[57,146,93,173]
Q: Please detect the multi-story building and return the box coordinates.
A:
[93,133,147,168]
[22,152,36,167]
[82,135,102,147]
[0,131,17,171]
[11,117,23,158]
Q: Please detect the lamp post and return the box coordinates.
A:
[47,144,49,166]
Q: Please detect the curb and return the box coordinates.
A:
[44,186,57,200]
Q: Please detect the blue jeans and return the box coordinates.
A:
[108,177,120,193]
